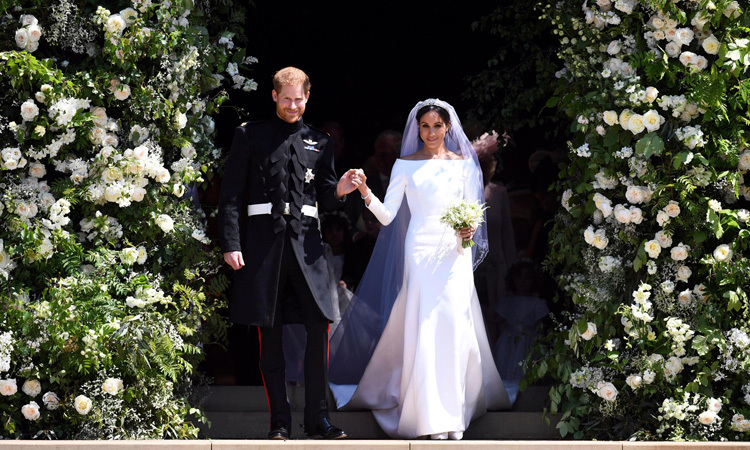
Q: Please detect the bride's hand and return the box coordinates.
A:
[458,227,475,242]
[353,169,369,195]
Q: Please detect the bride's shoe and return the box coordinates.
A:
[448,431,463,440]
[430,432,448,440]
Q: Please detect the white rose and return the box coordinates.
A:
[136,246,147,264]
[107,14,127,36]
[656,210,670,227]
[583,226,595,245]
[713,244,733,262]
[724,1,741,19]
[664,200,680,218]
[645,86,659,103]
[26,24,42,43]
[678,289,693,306]
[674,28,695,46]
[20,100,39,122]
[702,34,721,55]
[120,247,138,265]
[619,110,633,130]
[642,110,662,132]
[21,379,41,397]
[707,397,722,413]
[665,41,682,58]
[561,189,573,211]
[695,56,708,71]
[592,229,609,249]
[0,379,18,396]
[627,114,645,135]
[625,374,642,390]
[173,183,186,197]
[20,14,38,26]
[21,401,41,420]
[629,206,643,224]
[699,410,718,425]
[174,112,188,130]
[42,391,59,410]
[29,162,46,179]
[120,7,138,24]
[679,51,699,68]
[644,240,661,258]
[89,126,106,145]
[101,378,123,395]
[661,280,675,294]
[580,322,597,341]
[614,204,631,224]
[664,356,683,379]
[676,265,692,282]
[131,187,146,202]
[607,40,622,55]
[114,84,131,101]
[596,381,618,401]
[643,369,656,384]
[738,150,750,171]
[596,0,612,9]
[603,110,619,126]
[655,230,672,248]
[91,107,108,127]
[155,214,174,233]
[155,167,171,183]
[15,28,29,49]
[74,395,92,415]
[670,243,689,261]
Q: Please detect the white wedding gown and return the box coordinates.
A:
[330,158,510,439]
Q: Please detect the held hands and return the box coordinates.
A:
[224,251,245,270]
[336,169,366,199]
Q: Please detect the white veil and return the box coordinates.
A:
[328,98,488,388]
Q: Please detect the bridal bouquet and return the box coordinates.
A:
[440,200,487,248]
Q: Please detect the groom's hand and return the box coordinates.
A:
[224,251,245,270]
[336,169,364,199]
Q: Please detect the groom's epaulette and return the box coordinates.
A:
[240,120,264,129]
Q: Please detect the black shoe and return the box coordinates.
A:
[268,421,290,440]
[305,417,347,439]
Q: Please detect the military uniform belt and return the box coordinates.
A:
[247,202,318,219]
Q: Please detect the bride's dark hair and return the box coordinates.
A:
[416,104,451,125]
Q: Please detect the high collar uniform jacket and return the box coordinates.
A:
[218,116,344,327]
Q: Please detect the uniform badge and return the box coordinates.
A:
[303,139,320,152]
[305,168,315,183]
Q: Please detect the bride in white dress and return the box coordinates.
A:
[328,99,510,440]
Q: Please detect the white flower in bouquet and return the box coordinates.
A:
[599,256,619,272]
[106,14,127,36]
[593,193,613,216]
[629,206,643,224]
[665,41,682,58]
[155,167,171,183]
[708,199,722,212]
[15,28,29,49]
[644,240,661,258]
[627,114,645,134]
[21,401,40,420]
[739,150,750,171]
[580,322,597,341]
[724,1,741,19]
[596,381,618,401]
[594,171,618,190]
[656,210,670,227]
[714,244,733,262]
[136,246,147,264]
[642,110,663,132]
[603,110,619,126]
[614,204,631,224]
[28,161,46,179]
[20,100,39,122]
[661,280,675,294]
[655,230,672,248]
[22,379,41,397]
[643,369,656,384]
[677,289,693,306]
[113,84,131,101]
[670,243,690,261]
[702,34,721,55]
[625,185,651,204]
[645,86,659,103]
[707,397,722,413]
[664,356,684,380]
[675,266,693,282]
[155,214,174,233]
[561,189,573,211]
[699,410,720,426]
[591,229,609,250]
[74,394,92,415]
[27,24,41,43]
[42,391,59,410]
[120,247,138,265]
[664,200,680,218]
[626,374,642,390]
[120,7,138,24]
[101,377,123,395]
[0,378,18,396]
[174,111,188,130]
[439,200,487,249]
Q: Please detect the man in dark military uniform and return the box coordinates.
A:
[218,67,361,440]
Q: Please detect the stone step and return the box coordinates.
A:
[194,385,551,413]
[200,411,560,440]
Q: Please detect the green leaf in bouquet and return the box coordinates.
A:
[725,290,741,311]
[707,209,723,238]
[635,133,664,159]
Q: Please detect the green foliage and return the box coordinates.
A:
[0,0,247,439]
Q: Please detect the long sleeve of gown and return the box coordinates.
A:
[366,160,406,226]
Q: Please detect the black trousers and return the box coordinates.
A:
[258,231,330,430]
